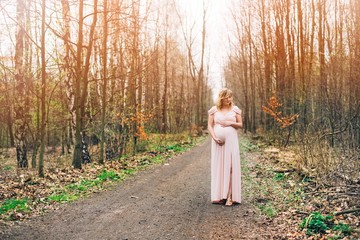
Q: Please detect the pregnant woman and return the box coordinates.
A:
[208,88,243,206]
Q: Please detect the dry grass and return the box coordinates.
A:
[295,132,360,185]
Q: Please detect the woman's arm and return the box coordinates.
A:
[219,113,243,129]
[233,113,243,129]
[208,115,224,145]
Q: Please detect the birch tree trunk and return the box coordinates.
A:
[14,0,28,168]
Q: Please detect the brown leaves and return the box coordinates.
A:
[262,96,299,129]
[254,140,360,239]
[115,111,154,140]
[0,165,102,224]
[0,135,199,225]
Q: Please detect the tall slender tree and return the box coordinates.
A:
[38,0,47,177]
[99,0,108,164]
[14,0,28,168]
[72,0,98,168]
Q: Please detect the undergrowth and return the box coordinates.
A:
[240,136,280,218]
[0,134,206,222]
[0,199,29,215]
[300,211,353,237]
[242,134,358,239]
[46,170,121,203]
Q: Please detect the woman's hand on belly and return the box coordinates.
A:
[213,137,225,146]
[219,120,234,127]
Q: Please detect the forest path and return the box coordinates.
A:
[1,138,271,240]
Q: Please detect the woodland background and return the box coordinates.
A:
[0,0,359,183]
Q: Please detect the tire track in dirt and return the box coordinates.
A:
[1,138,271,240]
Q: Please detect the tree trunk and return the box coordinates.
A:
[72,0,85,169]
[38,0,46,177]
[199,2,206,127]
[248,10,256,133]
[318,0,327,123]
[99,0,108,164]
[72,0,98,168]
[60,0,75,154]
[260,0,272,131]
[297,0,307,131]
[162,12,168,134]
[14,0,28,169]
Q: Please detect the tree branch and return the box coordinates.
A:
[334,208,360,216]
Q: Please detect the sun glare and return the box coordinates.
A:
[177,0,231,97]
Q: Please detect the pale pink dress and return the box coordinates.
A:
[209,106,242,203]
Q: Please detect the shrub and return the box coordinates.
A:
[300,212,353,236]
[300,212,333,235]
[332,223,353,235]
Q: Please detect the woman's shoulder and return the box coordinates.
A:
[232,106,242,114]
[208,106,218,115]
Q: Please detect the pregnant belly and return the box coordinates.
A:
[214,125,236,142]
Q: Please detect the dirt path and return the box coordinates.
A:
[0,138,272,240]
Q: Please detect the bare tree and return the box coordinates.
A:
[14,0,29,168]
[225,0,359,178]
[99,0,108,164]
[38,0,47,177]
[73,0,98,169]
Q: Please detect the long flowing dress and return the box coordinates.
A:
[208,106,242,203]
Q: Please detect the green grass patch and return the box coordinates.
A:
[273,172,286,181]
[300,212,353,236]
[117,169,136,180]
[65,179,101,192]
[66,170,122,193]
[0,198,29,214]
[258,202,277,218]
[332,223,353,235]
[285,190,304,204]
[151,155,165,164]
[97,170,120,181]
[49,170,123,203]
[4,165,12,171]
[166,143,186,152]
[122,169,136,175]
[240,138,259,153]
[47,193,79,203]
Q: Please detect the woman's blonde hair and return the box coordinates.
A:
[216,88,233,110]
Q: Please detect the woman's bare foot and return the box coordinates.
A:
[225,197,233,206]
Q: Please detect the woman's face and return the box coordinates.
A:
[223,97,233,106]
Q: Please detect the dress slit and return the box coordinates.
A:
[228,153,232,198]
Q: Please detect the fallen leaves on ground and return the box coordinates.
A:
[244,137,359,240]
[0,139,200,226]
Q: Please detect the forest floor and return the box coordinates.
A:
[0,133,359,239]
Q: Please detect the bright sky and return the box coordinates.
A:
[178,0,231,99]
